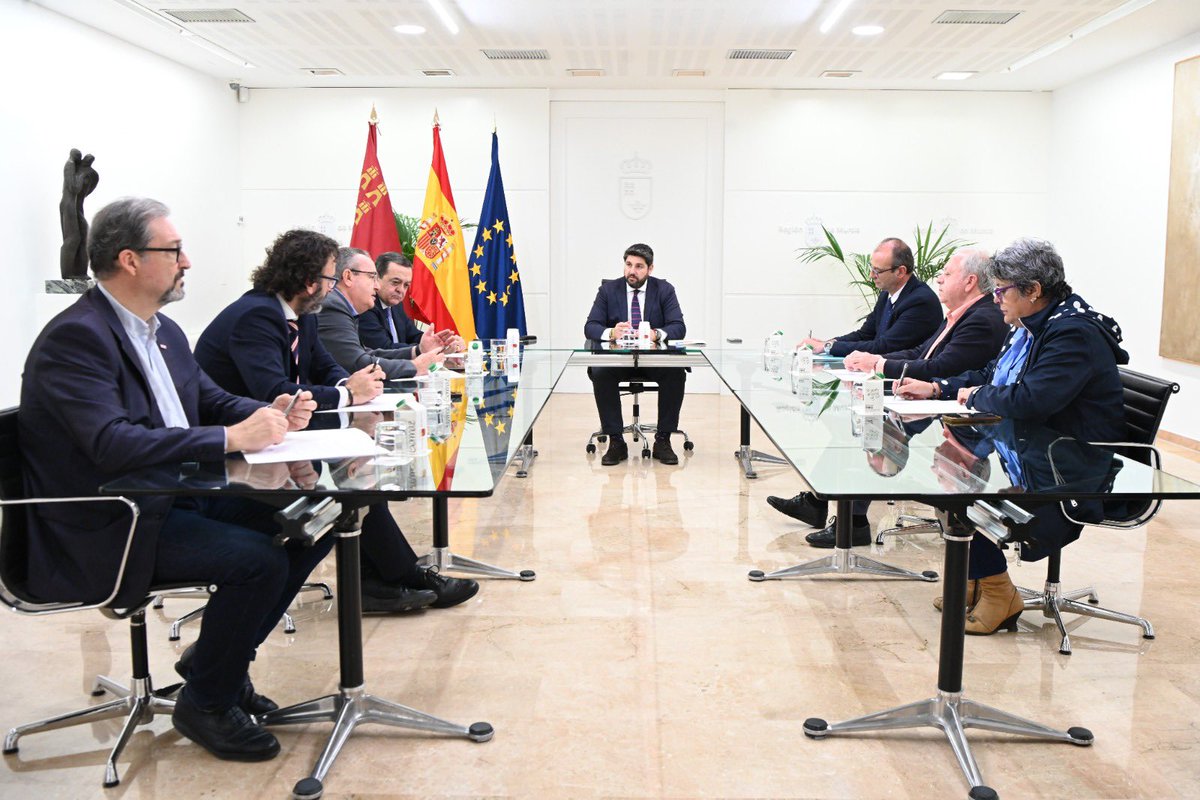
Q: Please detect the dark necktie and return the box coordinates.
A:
[878,297,894,333]
[630,289,642,329]
[287,320,300,382]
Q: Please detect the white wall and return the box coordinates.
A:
[1051,31,1200,442]
[724,89,1053,348]
[236,87,550,340]
[0,2,239,406]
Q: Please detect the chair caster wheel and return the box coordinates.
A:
[802,718,828,738]
[469,721,494,742]
[1068,726,1094,745]
[293,777,324,800]
[103,778,120,789]
[1143,633,1156,640]
[641,449,651,459]
[3,746,18,755]
[168,634,180,642]
[968,786,998,800]
[748,570,766,582]
[683,440,694,451]
[586,444,596,454]
[597,434,607,443]
[519,570,536,581]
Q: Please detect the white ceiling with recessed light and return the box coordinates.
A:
[30,0,1200,91]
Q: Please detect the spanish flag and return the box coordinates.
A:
[407,118,477,341]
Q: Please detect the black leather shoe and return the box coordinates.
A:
[651,438,679,465]
[601,437,628,466]
[805,517,872,548]
[409,566,479,608]
[174,644,279,717]
[361,578,437,613]
[766,492,828,528]
[172,688,280,762]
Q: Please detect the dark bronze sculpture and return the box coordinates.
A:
[59,149,99,279]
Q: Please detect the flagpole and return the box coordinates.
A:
[370,104,378,125]
[432,108,440,128]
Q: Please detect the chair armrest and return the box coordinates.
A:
[0,495,139,615]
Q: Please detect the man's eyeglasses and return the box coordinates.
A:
[316,273,339,286]
[138,246,183,263]
[348,268,379,280]
[992,284,1021,301]
[869,265,900,276]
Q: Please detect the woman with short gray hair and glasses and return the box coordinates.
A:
[897,238,1128,635]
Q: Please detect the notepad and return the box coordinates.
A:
[243,428,379,463]
[883,399,986,416]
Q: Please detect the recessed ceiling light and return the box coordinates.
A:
[936,71,977,80]
[852,25,884,36]
[568,68,606,77]
[820,70,860,78]
[672,69,707,77]
[393,24,426,35]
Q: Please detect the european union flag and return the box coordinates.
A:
[469,132,527,340]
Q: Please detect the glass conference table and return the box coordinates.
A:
[101,347,573,800]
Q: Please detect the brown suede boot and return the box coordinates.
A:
[964,571,1023,635]
[933,579,979,613]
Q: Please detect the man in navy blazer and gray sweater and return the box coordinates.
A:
[584,243,687,466]
[19,198,332,763]
[801,237,943,358]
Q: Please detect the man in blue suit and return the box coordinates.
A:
[358,252,424,349]
[584,243,687,465]
[195,230,478,611]
[800,237,943,357]
[19,198,332,763]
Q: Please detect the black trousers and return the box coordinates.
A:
[589,366,686,439]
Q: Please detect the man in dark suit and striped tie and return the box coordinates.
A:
[584,243,687,466]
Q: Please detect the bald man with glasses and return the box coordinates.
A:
[800,237,943,358]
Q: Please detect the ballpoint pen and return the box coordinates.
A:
[895,362,909,396]
[281,390,301,417]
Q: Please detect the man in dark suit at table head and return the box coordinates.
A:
[772,247,1008,547]
[800,237,943,358]
[19,197,334,763]
[583,242,687,466]
[195,230,478,611]
[358,251,426,349]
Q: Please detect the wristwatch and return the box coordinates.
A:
[822,340,834,354]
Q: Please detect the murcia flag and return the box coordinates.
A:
[349,111,403,259]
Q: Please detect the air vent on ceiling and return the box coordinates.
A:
[820,70,860,78]
[727,48,794,61]
[481,48,549,61]
[162,8,255,23]
[568,68,606,77]
[421,69,455,77]
[672,69,707,77]
[303,68,343,76]
[933,10,1020,25]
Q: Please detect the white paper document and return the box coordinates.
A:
[820,368,874,382]
[672,339,708,347]
[243,428,379,464]
[883,399,986,416]
[317,393,410,414]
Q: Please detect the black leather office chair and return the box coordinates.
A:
[1019,367,1181,655]
[586,381,694,459]
[0,406,191,788]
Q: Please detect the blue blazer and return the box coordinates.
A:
[583,276,686,342]
[195,289,349,410]
[358,298,423,349]
[879,296,1007,381]
[18,288,263,607]
[830,279,943,357]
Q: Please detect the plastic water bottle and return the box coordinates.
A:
[862,372,885,414]
[791,347,813,398]
[506,327,521,368]
[637,320,653,349]
[763,330,784,373]
[465,339,484,375]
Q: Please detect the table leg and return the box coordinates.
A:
[513,430,538,478]
[735,405,786,479]
[749,500,939,582]
[260,510,493,800]
[415,497,536,581]
[800,512,1093,799]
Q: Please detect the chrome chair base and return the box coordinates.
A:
[735,444,786,479]
[587,423,694,460]
[748,545,939,582]
[4,673,180,788]
[261,684,492,800]
[1017,580,1154,655]
[416,545,536,581]
[513,443,539,478]
[803,689,1093,798]
[875,513,943,545]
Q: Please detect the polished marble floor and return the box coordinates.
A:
[2,392,1199,799]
